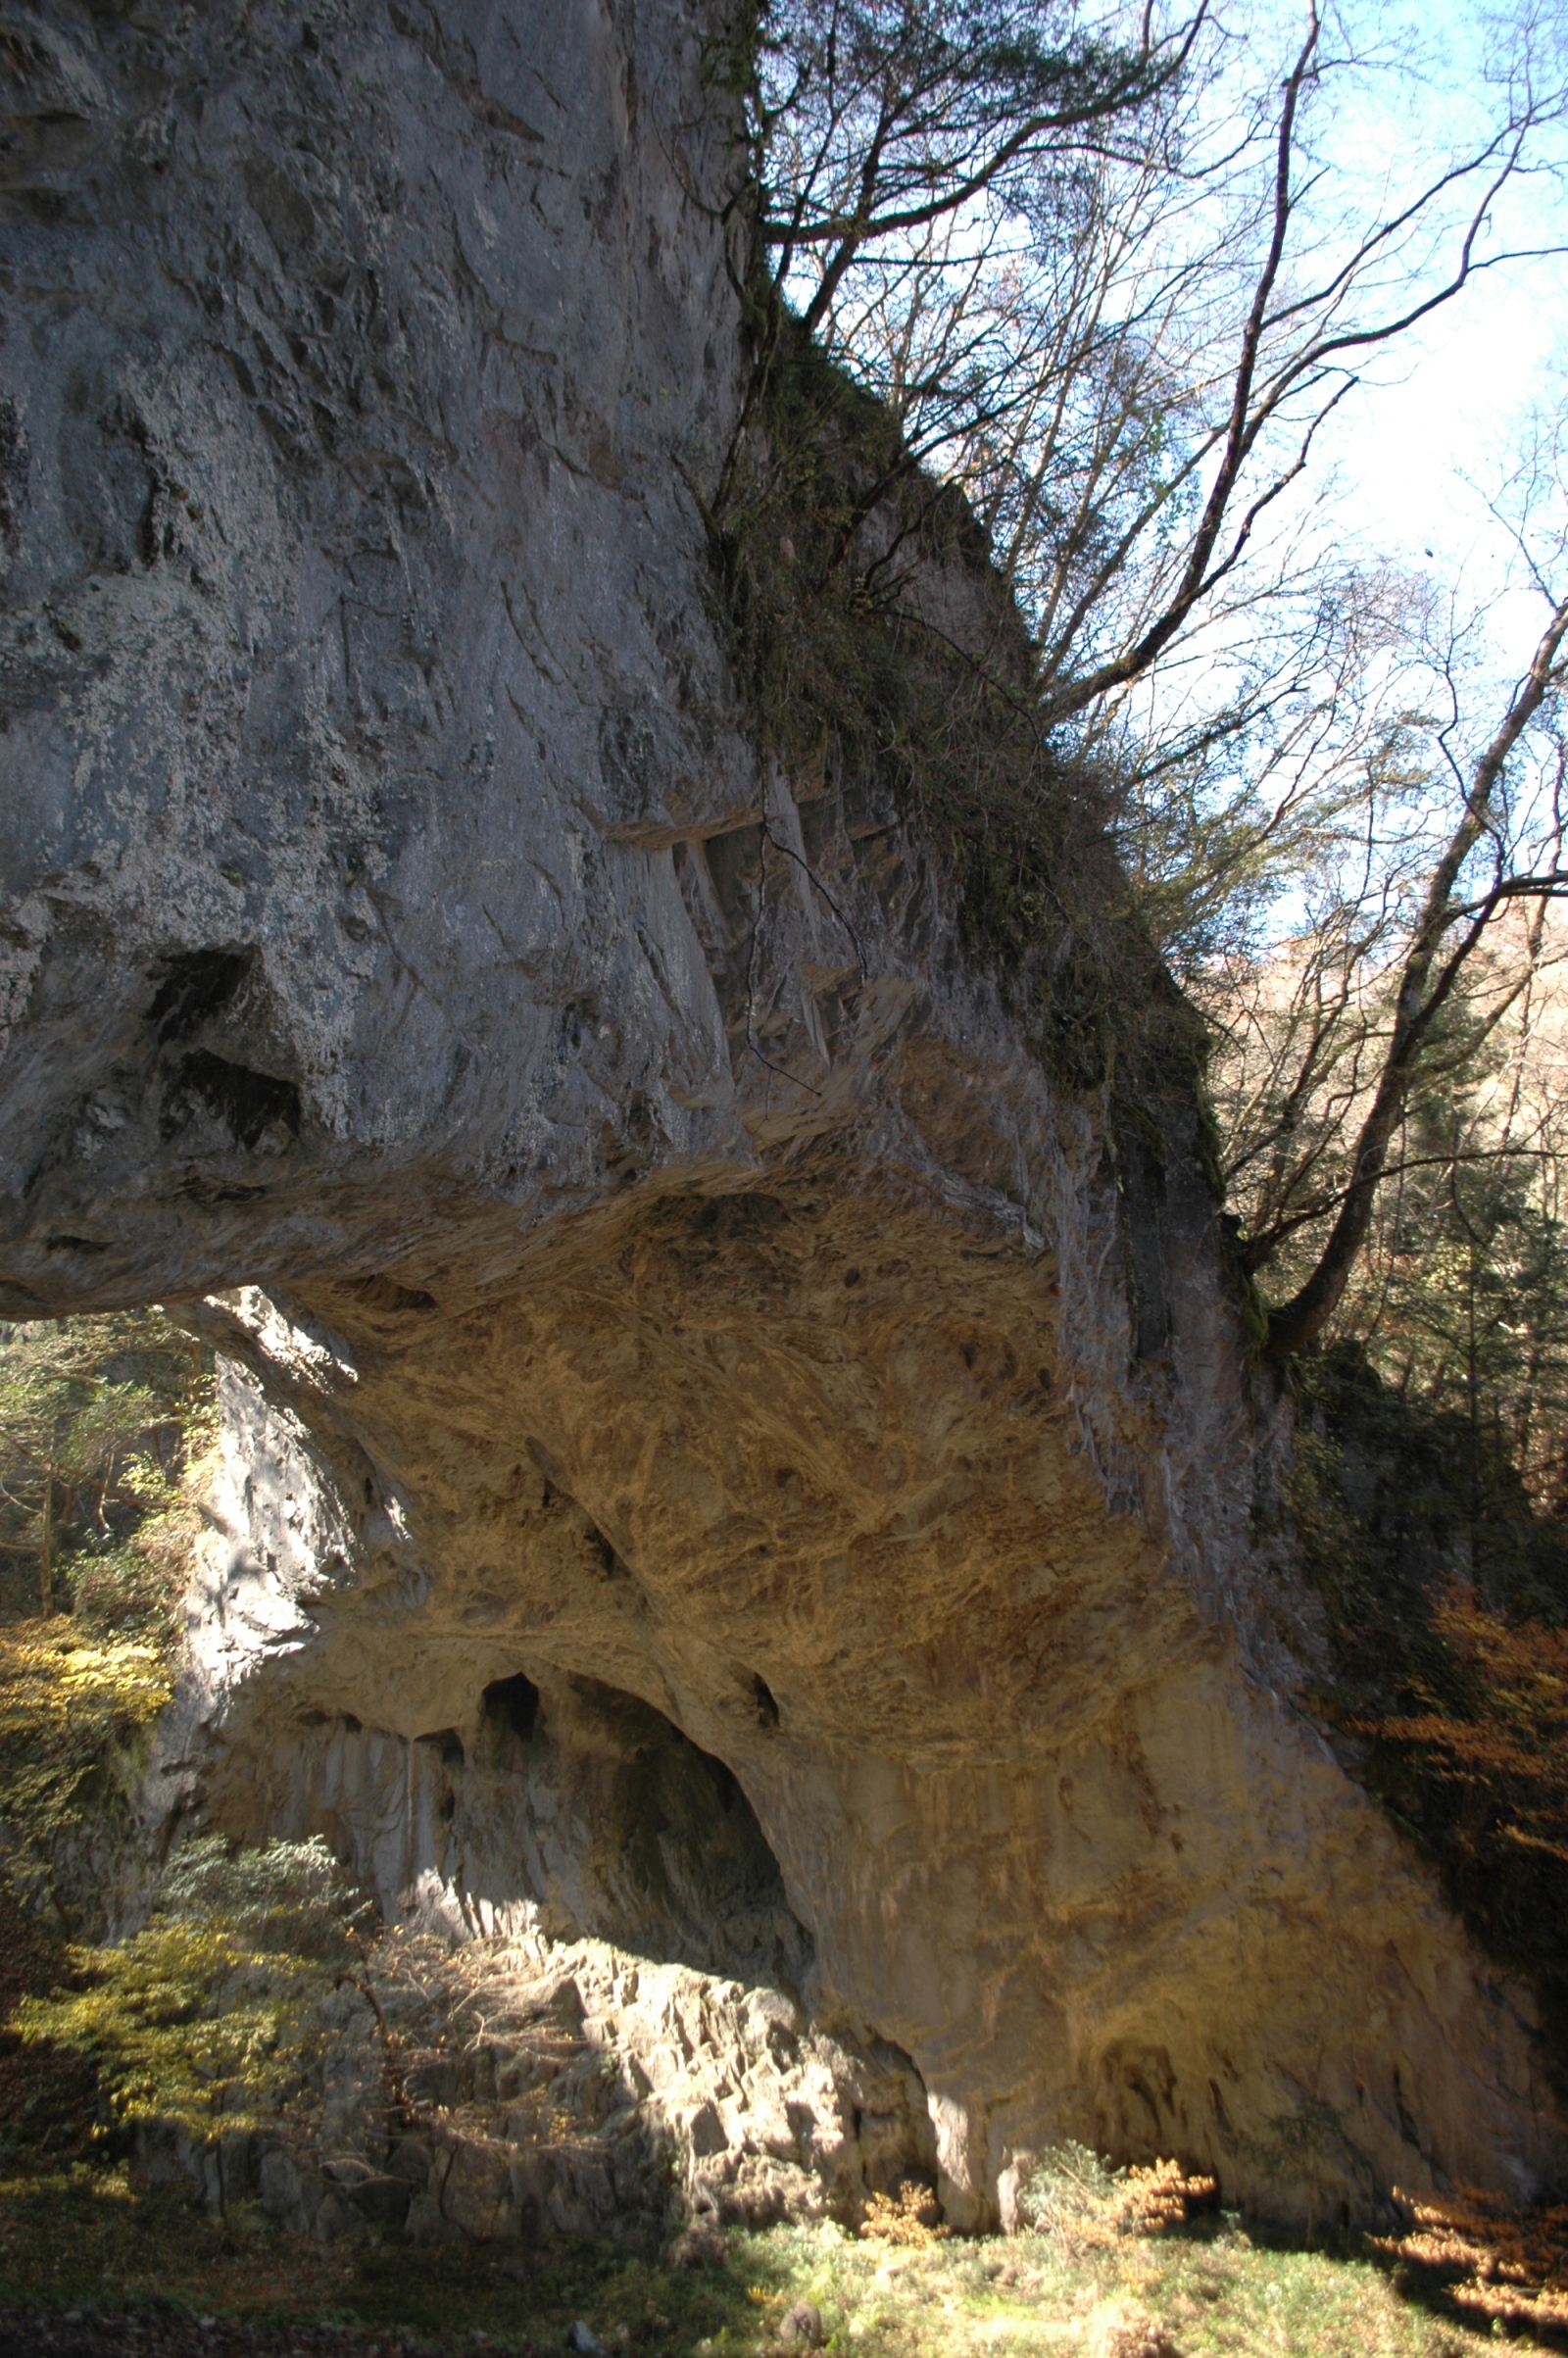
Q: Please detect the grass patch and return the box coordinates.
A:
[0,2163,1544,2356]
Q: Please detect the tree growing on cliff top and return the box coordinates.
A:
[745,0,1204,338]
[752,0,1567,725]
[745,0,1568,1366]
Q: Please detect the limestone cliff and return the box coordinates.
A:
[0,0,1562,2236]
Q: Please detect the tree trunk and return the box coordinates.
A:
[1265,591,1568,1359]
[38,1454,53,1618]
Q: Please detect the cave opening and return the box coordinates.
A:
[433,1664,813,1994]
[482,1670,540,1744]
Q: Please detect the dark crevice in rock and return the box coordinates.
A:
[417,1727,466,1772]
[162,1051,301,1148]
[482,1672,539,1744]
[145,948,256,1044]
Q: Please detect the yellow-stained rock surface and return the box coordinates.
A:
[168,1157,1562,2233]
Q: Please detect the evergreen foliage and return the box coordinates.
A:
[0,1314,211,1925]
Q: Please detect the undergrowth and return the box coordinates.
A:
[4,1842,1561,2355]
[0,2166,1545,2355]
[1374,2184,1568,2339]
[1290,1344,1568,2076]
[693,287,1206,1114]
[0,1623,174,1919]
[10,1835,365,2207]
[1017,2141,1217,2251]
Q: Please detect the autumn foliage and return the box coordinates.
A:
[1019,2143,1217,2253]
[0,1623,173,1914]
[1291,1347,1568,2068]
[1373,1588,1568,1872]
[859,2182,950,2245]
[1373,2183,1568,2333]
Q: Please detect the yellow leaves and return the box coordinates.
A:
[0,1623,172,1735]
[860,2182,949,2245]
[6,1841,365,2164]
[0,1622,173,1853]
[13,1918,321,2147]
[118,1450,181,1506]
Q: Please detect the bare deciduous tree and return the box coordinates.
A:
[1257,584,1568,1353]
[759,0,1566,726]
[1189,418,1568,1360]
[738,0,1568,1373]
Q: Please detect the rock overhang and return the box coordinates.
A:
[1,0,1564,2235]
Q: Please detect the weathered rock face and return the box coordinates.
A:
[223,1925,939,2245]
[2,0,1563,2236]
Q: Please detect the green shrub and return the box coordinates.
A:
[11,1838,365,2213]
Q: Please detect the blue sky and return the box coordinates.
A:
[1305,0,1566,631]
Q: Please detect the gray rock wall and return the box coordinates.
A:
[1,0,752,1305]
[3,0,1564,2236]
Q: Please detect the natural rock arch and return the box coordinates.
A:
[0,0,1561,2234]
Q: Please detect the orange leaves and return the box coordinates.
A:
[1373,2183,1568,2333]
[0,1622,173,1862]
[1119,2160,1218,2236]
[1019,2142,1216,2251]
[1373,1586,1568,1869]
